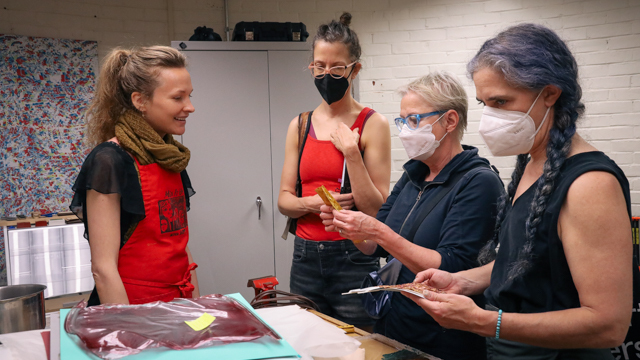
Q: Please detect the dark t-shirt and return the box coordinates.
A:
[485,151,630,359]
[69,141,195,305]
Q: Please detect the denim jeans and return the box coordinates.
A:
[290,236,380,328]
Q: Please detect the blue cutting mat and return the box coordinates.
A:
[60,293,299,360]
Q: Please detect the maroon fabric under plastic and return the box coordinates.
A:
[64,294,279,359]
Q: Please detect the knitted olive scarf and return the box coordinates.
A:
[115,110,190,173]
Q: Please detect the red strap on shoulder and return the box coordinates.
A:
[355,107,376,135]
[354,108,376,148]
[360,108,376,135]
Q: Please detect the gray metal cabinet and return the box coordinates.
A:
[172,42,318,299]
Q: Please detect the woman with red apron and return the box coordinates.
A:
[70,46,199,305]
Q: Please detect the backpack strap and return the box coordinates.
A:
[295,111,313,197]
[281,111,313,240]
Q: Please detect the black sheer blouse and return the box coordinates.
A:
[70,141,195,248]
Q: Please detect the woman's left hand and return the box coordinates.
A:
[404,290,489,335]
[330,123,360,156]
[327,208,381,242]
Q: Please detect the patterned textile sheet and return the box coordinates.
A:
[0,34,97,285]
[0,233,5,286]
[343,282,445,298]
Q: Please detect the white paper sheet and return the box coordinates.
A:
[50,312,61,360]
[255,305,363,360]
[0,330,48,360]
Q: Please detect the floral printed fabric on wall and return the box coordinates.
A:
[0,35,97,285]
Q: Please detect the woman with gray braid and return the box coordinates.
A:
[405,23,633,359]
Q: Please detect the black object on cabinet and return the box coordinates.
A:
[189,26,222,41]
[232,22,309,42]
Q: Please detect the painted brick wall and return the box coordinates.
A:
[0,0,638,214]
[0,0,226,60]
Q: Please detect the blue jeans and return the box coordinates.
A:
[290,236,380,328]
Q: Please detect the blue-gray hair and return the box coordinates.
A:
[472,23,585,282]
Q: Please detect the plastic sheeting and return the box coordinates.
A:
[64,295,280,359]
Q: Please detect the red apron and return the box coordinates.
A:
[118,158,197,304]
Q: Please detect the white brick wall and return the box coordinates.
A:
[228,0,639,215]
[0,0,638,214]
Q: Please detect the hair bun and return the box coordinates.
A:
[340,12,352,27]
[119,50,131,65]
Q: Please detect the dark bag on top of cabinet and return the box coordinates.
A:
[232,21,309,41]
[189,26,222,41]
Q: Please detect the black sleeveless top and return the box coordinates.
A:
[484,152,631,359]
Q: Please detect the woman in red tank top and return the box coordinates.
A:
[277,13,391,329]
[70,46,200,305]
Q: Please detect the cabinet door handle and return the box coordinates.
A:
[256,197,262,220]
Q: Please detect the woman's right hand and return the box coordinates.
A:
[302,192,354,213]
[414,268,468,296]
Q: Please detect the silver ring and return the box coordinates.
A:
[339,229,343,234]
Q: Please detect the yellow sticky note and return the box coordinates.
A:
[185,313,216,331]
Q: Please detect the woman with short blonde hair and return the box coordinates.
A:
[321,71,504,359]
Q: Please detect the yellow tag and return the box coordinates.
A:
[185,313,216,331]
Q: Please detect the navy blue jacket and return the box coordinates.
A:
[373,145,505,360]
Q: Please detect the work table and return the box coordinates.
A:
[1,294,438,360]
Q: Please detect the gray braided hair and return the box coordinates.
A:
[471,24,584,282]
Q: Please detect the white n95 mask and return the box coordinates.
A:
[479,90,551,156]
[398,113,447,161]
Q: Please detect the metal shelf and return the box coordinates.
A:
[3,223,93,298]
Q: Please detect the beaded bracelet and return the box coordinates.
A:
[495,309,503,339]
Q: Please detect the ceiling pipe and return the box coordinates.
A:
[224,0,231,41]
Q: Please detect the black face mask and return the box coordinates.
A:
[314,66,355,105]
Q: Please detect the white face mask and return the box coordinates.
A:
[398,113,447,161]
[479,90,551,157]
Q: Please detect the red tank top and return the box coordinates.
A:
[296,108,374,241]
